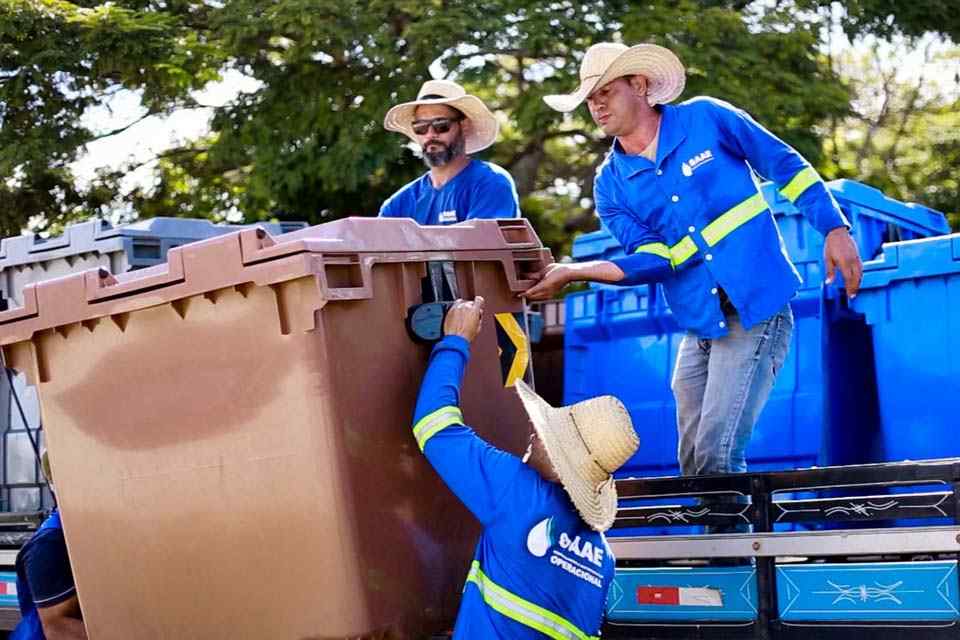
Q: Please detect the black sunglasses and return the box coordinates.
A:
[411,116,462,136]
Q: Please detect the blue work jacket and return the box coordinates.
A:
[596,97,848,338]
[412,336,614,639]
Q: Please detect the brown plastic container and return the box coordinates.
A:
[0,218,550,639]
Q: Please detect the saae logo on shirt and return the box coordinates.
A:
[438,209,458,224]
[681,149,714,177]
[526,517,605,588]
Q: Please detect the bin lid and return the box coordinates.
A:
[571,230,624,262]
[0,218,545,345]
[0,218,307,269]
[858,233,960,290]
[826,179,949,236]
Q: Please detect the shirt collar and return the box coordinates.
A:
[611,104,687,178]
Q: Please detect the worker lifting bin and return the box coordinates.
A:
[0,218,548,639]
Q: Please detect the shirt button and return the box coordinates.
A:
[719,321,726,329]
[711,287,718,295]
[656,169,663,176]
[688,226,696,233]
[671,195,680,203]
[705,253,713,261]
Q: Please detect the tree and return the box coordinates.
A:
[2,0,850,258]
[822,38,960,229]
[0,0,223,237]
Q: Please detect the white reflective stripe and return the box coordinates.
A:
[412,406,463,451]
[466,561,598,640]
[780,166,820,203]
[701,192,768,247]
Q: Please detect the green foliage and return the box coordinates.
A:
[2,0,950,259]
[828,1,960,42]
[0,0,223,236]
[822,42,960,231]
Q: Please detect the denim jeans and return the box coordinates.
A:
[672,301,794,476]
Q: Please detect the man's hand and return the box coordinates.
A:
[521,263,574,301]
[443,296,485,343]
[824,227,863,299]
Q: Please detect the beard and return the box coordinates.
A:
[422,131,466,168]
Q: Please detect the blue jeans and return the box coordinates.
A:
[672,302,794,476]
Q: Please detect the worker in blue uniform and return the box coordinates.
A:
[381,79,520,224]
[412,296,639,638]
[524,42,863,478]
[12,449,87,640]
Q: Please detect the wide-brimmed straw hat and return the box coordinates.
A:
[544,42,685,113]
[516,380,639,532]
[383,79,499,155]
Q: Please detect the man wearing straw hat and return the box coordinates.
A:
[412,296,639,638]
[12,449,87,640]
[380,79,520,224]
[523,42,863,480]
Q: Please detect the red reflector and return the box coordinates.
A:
[636,586,680,605]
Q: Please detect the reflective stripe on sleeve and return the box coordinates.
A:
[633,238,698,268]
[780,166,820,203]
[412,406,463,451]
[633,242,671,261]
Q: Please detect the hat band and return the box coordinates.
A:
[419,94,449,100]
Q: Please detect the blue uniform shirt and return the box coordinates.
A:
[12,510,76,640]
[595,97,849,338]
[380,159,520,224]
[412,336,614,639]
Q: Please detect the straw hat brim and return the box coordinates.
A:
[544,44,685,113]
[383,95,499,155]
[515,380,623,532]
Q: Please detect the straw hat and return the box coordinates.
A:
[383,79,499,155]
[544,42,685,113]
[515,380,639,532]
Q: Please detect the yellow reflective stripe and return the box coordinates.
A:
[701,193,768,247]
[670,236,698,267]
[633,242,671,261]
[412,406,463,451]
[781,166,820,203]
[634,239,698,268]
[466,561,598,640]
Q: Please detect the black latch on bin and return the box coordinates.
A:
[407,261,460,343]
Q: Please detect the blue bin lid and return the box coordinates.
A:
[858,233,960,290]
[571,229,627,261]
[0,217,307,269]
[568,180,947,263]
[826,179,949,237]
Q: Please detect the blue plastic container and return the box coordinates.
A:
[565,181,946,477]
[850,233,960,462]
[607,565,758,622]
[0,217,306,308]
[777,560,958,622]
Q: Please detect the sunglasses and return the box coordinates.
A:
[411,117,462,136]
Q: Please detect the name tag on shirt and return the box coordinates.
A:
[438,210,458,224]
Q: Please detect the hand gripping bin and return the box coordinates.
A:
[0,218,550,639]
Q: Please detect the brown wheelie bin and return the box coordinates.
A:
[0,218,550,639]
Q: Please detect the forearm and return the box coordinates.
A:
[413,335,470,424]
[563,260,627,284]
[42,617,87,640]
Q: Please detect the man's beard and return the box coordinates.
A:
[422,132,466,168]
